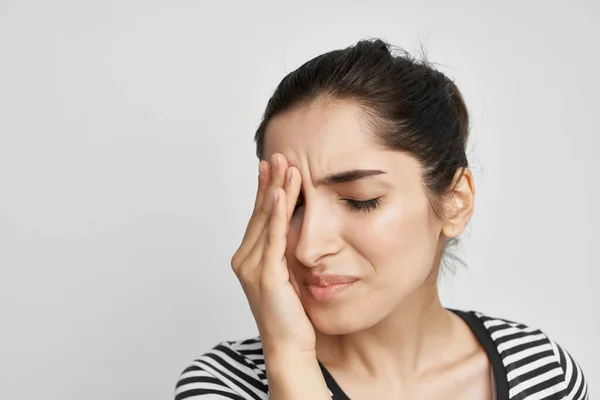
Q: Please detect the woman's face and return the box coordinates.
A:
[262,99,448,335]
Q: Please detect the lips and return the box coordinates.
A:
[304,274,359,287]
[303,274,358,302]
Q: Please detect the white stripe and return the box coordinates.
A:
[497,333,547,353]
[236,340,264,352]
[563,346,574,385]
[483,319,507,328]
[506,355,555,381]
[503,343,553,365]
[566,357,584,400]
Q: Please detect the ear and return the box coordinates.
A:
[441,168,476,239]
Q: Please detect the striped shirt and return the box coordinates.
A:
[174,309,589,399]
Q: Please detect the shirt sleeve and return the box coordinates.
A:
[175,361,246,400]
[174,341,269,400]
[549,339,589,399]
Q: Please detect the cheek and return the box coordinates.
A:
[351,197,437,274]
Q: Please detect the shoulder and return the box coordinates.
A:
[174,335,269,400]
[458,309,589,400]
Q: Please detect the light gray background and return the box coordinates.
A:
[0,0,597,399]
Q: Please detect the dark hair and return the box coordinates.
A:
[254,38,471,270]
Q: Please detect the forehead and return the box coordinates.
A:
[262,100,380,166]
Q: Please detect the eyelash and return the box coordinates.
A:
[293,197,382,214]
[345,198,382,212]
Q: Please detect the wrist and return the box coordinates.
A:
[263,348,319,371]
[263,351,330,400]
[262,343,317,362]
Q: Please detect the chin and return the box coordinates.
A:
[307,307,373,335]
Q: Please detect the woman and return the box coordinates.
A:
[175,39,589,399]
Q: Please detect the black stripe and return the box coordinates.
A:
[493,329,542,346]
[499,338,549,359]
[580,382,589,399]
[508,361,559,386]
[536,388,567,400]
[180,363,202,375]
[556,343,567,371]
[176,375,224,389]
[565,350,579,395]
[485,322,531,336]
[318,360,350,399]
[239,337,262,345]
[239,347,265,356]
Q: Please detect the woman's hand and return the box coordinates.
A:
[230,153,316,356]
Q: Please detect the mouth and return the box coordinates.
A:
[303,275,358,302]
[304,281,356,301]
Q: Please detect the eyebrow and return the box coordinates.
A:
[316,169,387,186]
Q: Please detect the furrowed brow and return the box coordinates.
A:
[316,169,386,186]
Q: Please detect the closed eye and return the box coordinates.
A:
[293,197,382,214]
[344,198,381,212]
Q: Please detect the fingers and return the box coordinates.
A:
[245,165,300,268]
[282,166,301,225]
[261,165,302,276]
[262,187,289,277]
[231,154,292,270]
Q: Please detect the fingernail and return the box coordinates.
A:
[271,154,278,170]
[273,188,279,202]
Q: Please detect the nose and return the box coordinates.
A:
[293,200,342,268]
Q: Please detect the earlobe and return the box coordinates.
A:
[441,168,475,239]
